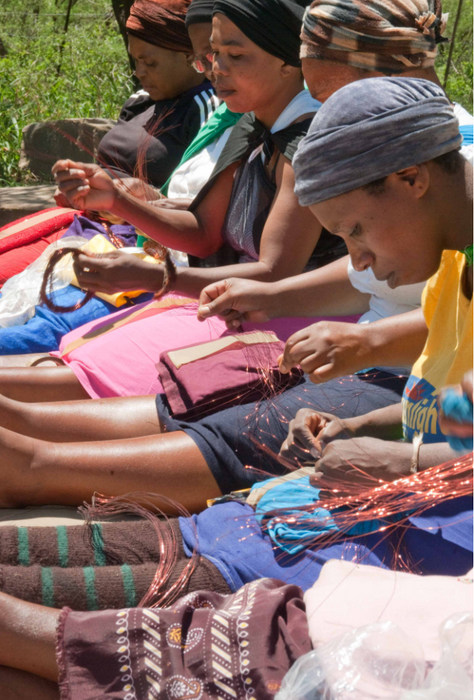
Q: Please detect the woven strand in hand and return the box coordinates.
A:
[143,239,177,299]
[40,247,94,313]
[40,246,178,313]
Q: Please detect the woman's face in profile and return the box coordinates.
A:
[209,14,289,115]
[128,34,199,101]
[309,168,443,289]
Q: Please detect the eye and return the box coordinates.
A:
[144,61,156,68]
[229,54,243,61]
[349,224,362,238]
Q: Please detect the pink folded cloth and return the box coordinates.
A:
[304,560,473,661]
[157,330,304,419]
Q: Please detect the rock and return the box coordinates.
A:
[0,185,57,228]
[19,118,115,181]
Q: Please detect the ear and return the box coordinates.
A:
[394,164,430,199]
[280,62,295,78]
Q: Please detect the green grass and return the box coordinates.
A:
[0,0,133,186]
[436,0,473,108]
[0,0,472,187]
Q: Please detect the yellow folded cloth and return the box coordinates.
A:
[69,235,159,307]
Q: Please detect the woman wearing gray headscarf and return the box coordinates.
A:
[286,76,472,483]
[197,0,472,386]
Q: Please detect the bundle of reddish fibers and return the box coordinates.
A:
[248,453,473,568]
[80,491,199,609]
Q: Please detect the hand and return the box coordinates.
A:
[279,409,354,464]
[52,160,117,212]
[197,278,275,328]
[310,437,412,494]
[439,370,474,439]
[279,321,368,383]
[54,187,76,209]
[72,250,163,294]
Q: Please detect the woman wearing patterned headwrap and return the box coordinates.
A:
[97,0,217,190]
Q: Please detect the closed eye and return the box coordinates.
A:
[350,224,362,238]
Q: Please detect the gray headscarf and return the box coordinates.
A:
[293,77,462,206]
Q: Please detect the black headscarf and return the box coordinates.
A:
[213,0,308,66]
[185,0,214,27]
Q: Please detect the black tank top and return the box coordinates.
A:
[221,137,346,270]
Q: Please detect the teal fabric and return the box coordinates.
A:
[439,388,473,453]
[253,475,398,555]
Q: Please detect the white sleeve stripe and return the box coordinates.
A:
[194,93,207,125]
[204,90,218,114]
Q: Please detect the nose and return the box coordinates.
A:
[212,54,229,77]
[134,61,146,80]
[349,245,374,272]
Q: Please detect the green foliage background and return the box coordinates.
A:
[0,0,132,186]
[0,0,472,187]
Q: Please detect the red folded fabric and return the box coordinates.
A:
[0,207,77,255]
[157,331,304,419]
[0,228,69,289]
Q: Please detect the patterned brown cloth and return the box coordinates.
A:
[126,0,193,53]
[301,0,448,74]
[57,578,311,700]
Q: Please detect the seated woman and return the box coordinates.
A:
[0,0,234,356]
[1,0,345,387]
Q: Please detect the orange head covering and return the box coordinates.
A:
[126,0,193,53]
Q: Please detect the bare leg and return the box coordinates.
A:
[0,367,89,402]
[0,394,163,442]
[0,354,57,368]
[0,426,221,512]
[0,592,59,683]
[0,667,59,700]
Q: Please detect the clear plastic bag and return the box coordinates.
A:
[276,614,473,700]
[0,236,89,328]
[402,613,473,700]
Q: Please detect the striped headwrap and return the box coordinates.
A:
[126,0,193,53]
[293,77,462,206]
[301,0,449,74]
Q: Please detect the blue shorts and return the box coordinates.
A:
[157,370,407,494]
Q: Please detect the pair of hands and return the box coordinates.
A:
[279,408,411,494]
[197,277,369,383]
[52,159,191,293]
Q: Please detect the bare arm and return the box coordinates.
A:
[279,307,428,383]
[197,255,370,327]
[69,157,329,300]
[53,159,236,259]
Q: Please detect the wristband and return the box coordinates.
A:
[410,433,423,474]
